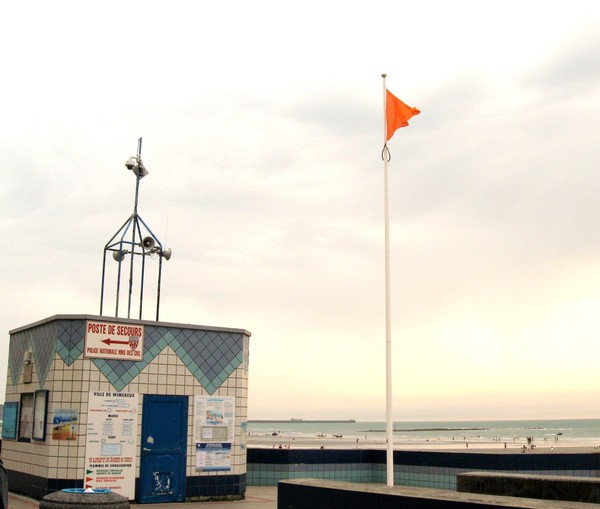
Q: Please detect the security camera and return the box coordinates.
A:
[125,157,137,170]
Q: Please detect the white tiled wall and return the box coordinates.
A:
[4,343,248,482]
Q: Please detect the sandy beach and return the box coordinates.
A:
[248,433,600,453]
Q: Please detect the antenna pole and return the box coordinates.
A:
[100,137,171,321]
[133,137,142,214]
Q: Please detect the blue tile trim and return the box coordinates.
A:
[7,469,246,501]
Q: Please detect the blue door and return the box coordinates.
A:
[139,395,188,503]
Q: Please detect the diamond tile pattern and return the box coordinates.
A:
[9,322,57,387]
[56,320,85,365]
[9,318,245,394]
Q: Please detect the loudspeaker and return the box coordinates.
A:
[162,248,172,261]
[142,236,155,250]
[113,250,125,262]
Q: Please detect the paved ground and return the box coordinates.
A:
[9,487,278,509]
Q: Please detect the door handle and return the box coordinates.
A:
[143,447,151,452]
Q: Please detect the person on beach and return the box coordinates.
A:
[0,457,8,509]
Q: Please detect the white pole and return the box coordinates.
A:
[382,73,394,487]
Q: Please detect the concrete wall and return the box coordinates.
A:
[457,471,600,504]
[278,479,599,509]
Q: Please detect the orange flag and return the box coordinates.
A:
[386,89,420,140]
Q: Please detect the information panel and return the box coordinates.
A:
[85,392,139,499]
[194,396,234,472]
[193,396,235,444]
[195,443,232,471]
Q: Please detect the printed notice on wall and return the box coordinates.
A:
[193,396,235,444]
[84,320,144,361]
[193,396,234,472]
[196,443,232,471]
[85,392,139,499]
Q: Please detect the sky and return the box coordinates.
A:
[1,1,599,422]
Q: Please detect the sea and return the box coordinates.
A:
[248,418,600,445]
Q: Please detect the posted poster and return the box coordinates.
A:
[85,392,139,499]
[193,396,235,444]
[194,396,234,472]
[196,443,232,471]
[52,409,78,440]
[2,402,19,439]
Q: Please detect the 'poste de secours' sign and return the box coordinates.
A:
[85,320,144,361]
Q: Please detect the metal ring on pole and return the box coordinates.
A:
[381,143,391,162]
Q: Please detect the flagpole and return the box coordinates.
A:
[382,73,394,487]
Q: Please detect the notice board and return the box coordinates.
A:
[85,392,139,499]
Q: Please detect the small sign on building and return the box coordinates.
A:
[85,320,144,360]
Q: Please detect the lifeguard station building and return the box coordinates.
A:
[3,314,250,502]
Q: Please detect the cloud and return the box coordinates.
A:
[520,24,600,97]
[1,1,599,420]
